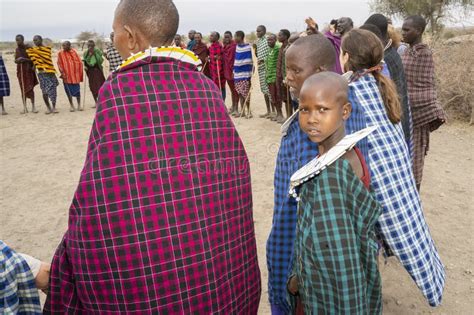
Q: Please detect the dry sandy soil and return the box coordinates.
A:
[1,52,473,314]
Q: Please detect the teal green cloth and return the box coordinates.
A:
[83,48,104,70]
[293,158,382,314]
[265,43,280,84]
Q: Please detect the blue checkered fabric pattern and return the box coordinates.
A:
[0,241,42,314]
[0,56,11,97]
[350,74,445,306]
[267,93,366,313]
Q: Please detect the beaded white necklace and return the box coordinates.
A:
[289,126,377,200]
[117,46,202,71]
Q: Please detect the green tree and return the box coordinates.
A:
[370,0,473,35]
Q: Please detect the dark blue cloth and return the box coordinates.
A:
[63,83,81,97]
[186,39,196,51]
[0,56,10,97]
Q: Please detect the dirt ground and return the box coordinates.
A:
[0,52,473,314]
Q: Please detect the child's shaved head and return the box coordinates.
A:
[290,34,336,71]
[298,72,351,146]
[285,34,337,98]
[116,0,179,46]
[301,72,348,105]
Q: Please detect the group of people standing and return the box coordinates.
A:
[3,0,448,313]
[0,32,123,115]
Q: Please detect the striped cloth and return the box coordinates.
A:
[349,73,445,306]
[0,56,10,97]
[106,44,123,72]
[265,44,280,84]
[267,93,367,314]
[233,43,253,82]
[44,53,261,314]
[57,49,83,84]
[26,46,56,73]
[256,36,270,95]
[0,241,42,314]
[294,159,382,314]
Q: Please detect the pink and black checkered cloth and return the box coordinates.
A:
[44,55,261,314]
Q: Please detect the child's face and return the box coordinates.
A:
[267,35,276,48]
[298,84,351,144]
[285,47,320,99]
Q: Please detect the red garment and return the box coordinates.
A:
[354,147,370,189]
[222,41,237,81]
[15,45,38,100]
[57,49,84,84]
[85,67,105,99]
[44,55,261,314]
[193,42,210,77]
[209,42,225,89]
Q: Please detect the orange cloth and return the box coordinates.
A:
[57,49,83,84]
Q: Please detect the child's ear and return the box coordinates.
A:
[342,102,352,120]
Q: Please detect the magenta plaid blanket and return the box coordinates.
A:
[44,55,261,314]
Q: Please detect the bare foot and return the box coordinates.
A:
[21,110,28,114]
[32,108,39,113]
[45,110,52,115]
[52,108,59,114]
[259,112,270,118]
[78,106,84,111]
[70,107,76,112]
[2,111,8,115]
[276,114,285,124]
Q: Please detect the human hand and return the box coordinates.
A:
[305,17,317,29]
[35,262,51,294]
[287,275,299,296]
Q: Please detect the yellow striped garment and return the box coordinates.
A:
[26,46,56,73]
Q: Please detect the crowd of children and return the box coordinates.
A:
[1,1,448,313]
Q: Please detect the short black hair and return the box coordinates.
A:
[116,0,179,46]
[365,13,388,39]
[224,31,232,36]
[280,29,291,39]
[235,31,245,39]
[214,31,220,40]
[330,19,338,25]
[16,34,24,40]
[290,34,336,71]
[195,32,203,37]
[405,15,427,33]
[257,25,267,32]
[359,24,384,42]
[34,35,43,40]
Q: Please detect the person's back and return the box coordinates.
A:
[44,1,261,313]
[342,29,445,307]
